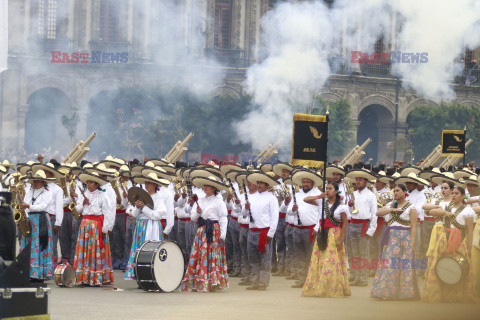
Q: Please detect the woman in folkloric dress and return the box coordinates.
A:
[124,173,168,280]
[371,184,419,300]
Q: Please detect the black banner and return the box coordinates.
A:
[441,130,466,157]
[291,113,328,168]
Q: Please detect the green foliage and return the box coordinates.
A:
[61,108,79,141]
[312,97,355,160]
[408,103,480,162]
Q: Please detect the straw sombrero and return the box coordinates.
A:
[0,165,6,176]
[395,172,428,186]
[78,171,108,186]
[160,163,176,175]
[325,164,345,178]
[453,168,476,180]
[191,175,227,191]
[31,163,64,179]
[461,175,480,187]
[133,172,170,186]
[226,169,244,182]
[220,163,241,176]
[189,168,222,180]
[291,168,324,188]
[247,171,280,187]
[259,163,273,174]
[400,166,422,176]
[100,156,125,169]
[131,164,144,176]
[142,163,173,180]
[419,167,442,180]
[202,164,223,178]
[149,158,170,166]
[272,162,293,177]
[21,170,56,183]
[118,165,131,178]
[235,171,248,187]
[376,171,393,184]
[346,169,376,181]
[1,160,15,169]
[86,163,116,178]
[431,172,460,186]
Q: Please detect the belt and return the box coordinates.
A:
[116,209,126,214]
[240,223,249,228]
[231,216,238,221]
[179,218,191,222]
[83,215,104,249]
[160,219,166,230]
[250,227,270,253]
[294,224,316,243]
[424,217,435,222]
[279,213,286,218]
[350,218,369,237]
[64,208,72,213]
[198,218,219,243]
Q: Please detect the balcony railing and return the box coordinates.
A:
[204,47,248,67]
[89,41,132,54]
[31,38,76,55]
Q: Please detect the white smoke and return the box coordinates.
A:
[237,0,480,153]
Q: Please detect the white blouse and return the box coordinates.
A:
[130,191,167,241]
[383,202,415,228]
[313,201,348,232]
[451,206,476,228]
[191,194,228,240]
[76,189,112,234]
[24,187,53,215]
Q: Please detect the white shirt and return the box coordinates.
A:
[24,186,53,216]
[45,182,64,226]
[175,196,189,219]
[351,188,378,237]
[238,190,255,225]
[287,187,321,226]
[130,191,167,241]
[75,189,112,234]
[191,195,228,240]
[383,202,415,228]
[157,186,175,235]
[245,190,279,238]
[313,201,348,232]
[338,181,348,206]
[451,206,476,227]
[408,189,427,221]
[103,183,117,232]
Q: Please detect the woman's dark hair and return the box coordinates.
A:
[442,181,454,190]
[453,186,466,195]
[395,184,408,192]
[327,182,341,213]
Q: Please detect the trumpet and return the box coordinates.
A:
[346,180,359,214]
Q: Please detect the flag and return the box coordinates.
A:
[0,0,7,74]
[291,113,328,168]
[441,130,466,157]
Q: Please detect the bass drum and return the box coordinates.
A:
[435,253,470,285]
[134,240,185,292]
[54,263,76,287]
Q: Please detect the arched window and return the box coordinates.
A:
[214,0,232,49]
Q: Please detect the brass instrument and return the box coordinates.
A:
[58,176,69,198]
[424,190,434,203]
[68,177,81,220]
[377,191,394,208]
[273,182,291,204]
[345,180,359,214]
[111,177,124,210]
[433,191,443,203]
[12,179,30,237]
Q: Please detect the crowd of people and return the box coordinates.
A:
[1,155,479,302]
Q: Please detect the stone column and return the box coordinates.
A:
[127,0,134,43]
[77,106,89,145]
[16,104,29,151]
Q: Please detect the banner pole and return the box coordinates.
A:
[463,127,467,167]
[320,106,330,243]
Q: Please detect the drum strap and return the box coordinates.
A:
[388,201,412,227]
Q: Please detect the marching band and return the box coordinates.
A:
[1,155,480,302]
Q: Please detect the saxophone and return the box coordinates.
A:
[111,177,124,210]
[68,177,82,220]
[13,180,30,237]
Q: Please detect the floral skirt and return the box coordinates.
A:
[73,219,114,286]
[470,220,480,297]
[422,225,475,302]
[302,227,350,297]
[181,224,229,292]
[19,213,54,280]
[370,229,420,300]
[124,219,164,280]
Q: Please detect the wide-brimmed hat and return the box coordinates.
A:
[376,171,392,184]
[235,171,248,187]
[225,169,244,181]
[57,163,73,175]
[149,158,170,166]
[131,164,144,176]
[18,161,35,176]
[461,175,480,187]
[31,163,64,179]
[395,172,428,186]
[1,160,15,169]
[133,172,170,186]
[291,168,323,188]
[100,156,125,169]
[346,169,376,181]
[86,163,116,178]
[259,163,273,174]
[220,163,242,175]
[326,164,345,178]
[160,163,176,174]
[247,172,280,187]
[191,175,227,191]
[142,163,173,180]
[21,170,56,183]
[272,162,293,177]
[453,168,476,180]
[189,168,222,180]
[419,167,442,180]
[431,172,460,186]
[78,171,108,186]
[0,165,7,176]
[202,164,223,178]
[400,166,422,176]
[118,165,131,178]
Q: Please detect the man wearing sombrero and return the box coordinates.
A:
[326,164,348,206]
[244,171,280,291]
[345,168,378,287]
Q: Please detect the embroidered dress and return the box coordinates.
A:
[302,202,350,298]
[371,202,420,300]
[19,186,54,280]
[73,189,114,286]
[472,219,480,297]
[124,192,167,280]
[422,205,476,302]
[181,195,229,292]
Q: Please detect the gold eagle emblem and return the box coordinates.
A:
[309,126,322,139]
[453,135,462,142]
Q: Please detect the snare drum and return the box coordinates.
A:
[134,240,185,292]
[54,263,76,287]
[435,253,470,285]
